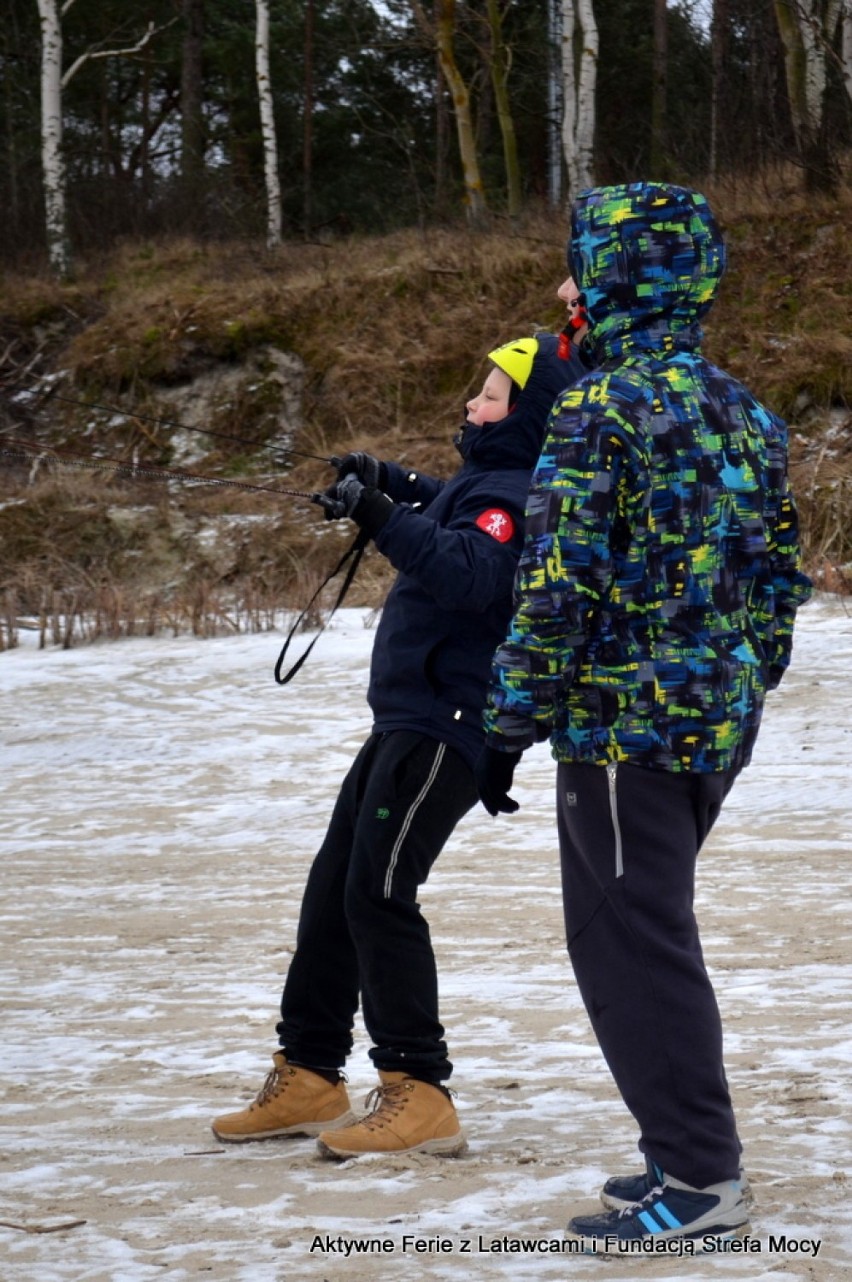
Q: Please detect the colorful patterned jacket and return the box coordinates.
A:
[484,183,812,773]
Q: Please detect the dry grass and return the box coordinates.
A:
[0,457,396,651]
[1,177,851,649]
[789,409,852,595]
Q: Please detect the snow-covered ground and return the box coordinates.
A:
[1,595,850,1281]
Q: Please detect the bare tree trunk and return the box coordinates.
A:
[437,0,487,221]
[547,0,562,206]
[414,0,487,223]
[100,63,114,179]
[140,40,152,203]
[650,0,668,177]
[37,0,67,277]
[255,0,282,248]
[4,19,21,226]
[434,13,449,215]
[181,0,205,189]
[561,0,597,201]
[773,0,841,192]
[709,0,729,179]
[485,0,522,217]
[304,0,314,235]
[841,0,852,104]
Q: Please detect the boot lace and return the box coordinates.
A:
[251,1063,295,1109]
[356,1080,414,1132]
[619,1182,665,1220]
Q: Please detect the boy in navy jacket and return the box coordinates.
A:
[212,333,583,1157]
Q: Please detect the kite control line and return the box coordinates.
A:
[6,380,332,465]
[0,435,317,501]
[1,433,368,684]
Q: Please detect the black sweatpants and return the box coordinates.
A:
[556,760,742,1188]
[277,730,478,1083]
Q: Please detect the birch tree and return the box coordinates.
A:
[36,0,162,277]
[36,0,65,276]
[772,0,842,191]
[255,0,281,248]
[560,0,597,201]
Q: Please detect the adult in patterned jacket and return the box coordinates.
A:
[212,332,583,1158]
[475,183,812,1250]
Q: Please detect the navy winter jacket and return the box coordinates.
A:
[367,334,583,768]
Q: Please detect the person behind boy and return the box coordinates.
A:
[212,332,583,1157]
[476,183,811,1248]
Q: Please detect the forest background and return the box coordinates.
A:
[1,0,851,651]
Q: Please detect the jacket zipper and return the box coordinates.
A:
[606,762,624,878]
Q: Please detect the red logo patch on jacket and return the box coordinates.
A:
[475,508,515,543]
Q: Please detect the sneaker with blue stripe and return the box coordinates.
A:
[600,1157,752,1212]
[566,1176,750,1252]
[600,1157,667,1211]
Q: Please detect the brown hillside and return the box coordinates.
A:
[1,184,851,648]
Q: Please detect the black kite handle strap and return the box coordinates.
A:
[274,529,370,685]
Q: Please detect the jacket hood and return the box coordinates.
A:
[457,333,584,469]
[568,183,726,361]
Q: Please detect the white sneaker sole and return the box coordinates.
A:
[565,1220,751,1254]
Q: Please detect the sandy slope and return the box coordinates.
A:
[1,597,850,1281]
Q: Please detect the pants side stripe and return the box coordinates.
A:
[383,742,446,899]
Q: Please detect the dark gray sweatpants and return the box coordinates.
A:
[556,760,742,1188]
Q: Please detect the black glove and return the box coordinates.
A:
[474,746,521,816]
[314,472,365,519]
[312,473,394,536]
[331,451,387,490]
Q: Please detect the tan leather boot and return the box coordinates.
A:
[212,1053,355,1142]
[316,1070,467,1158]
